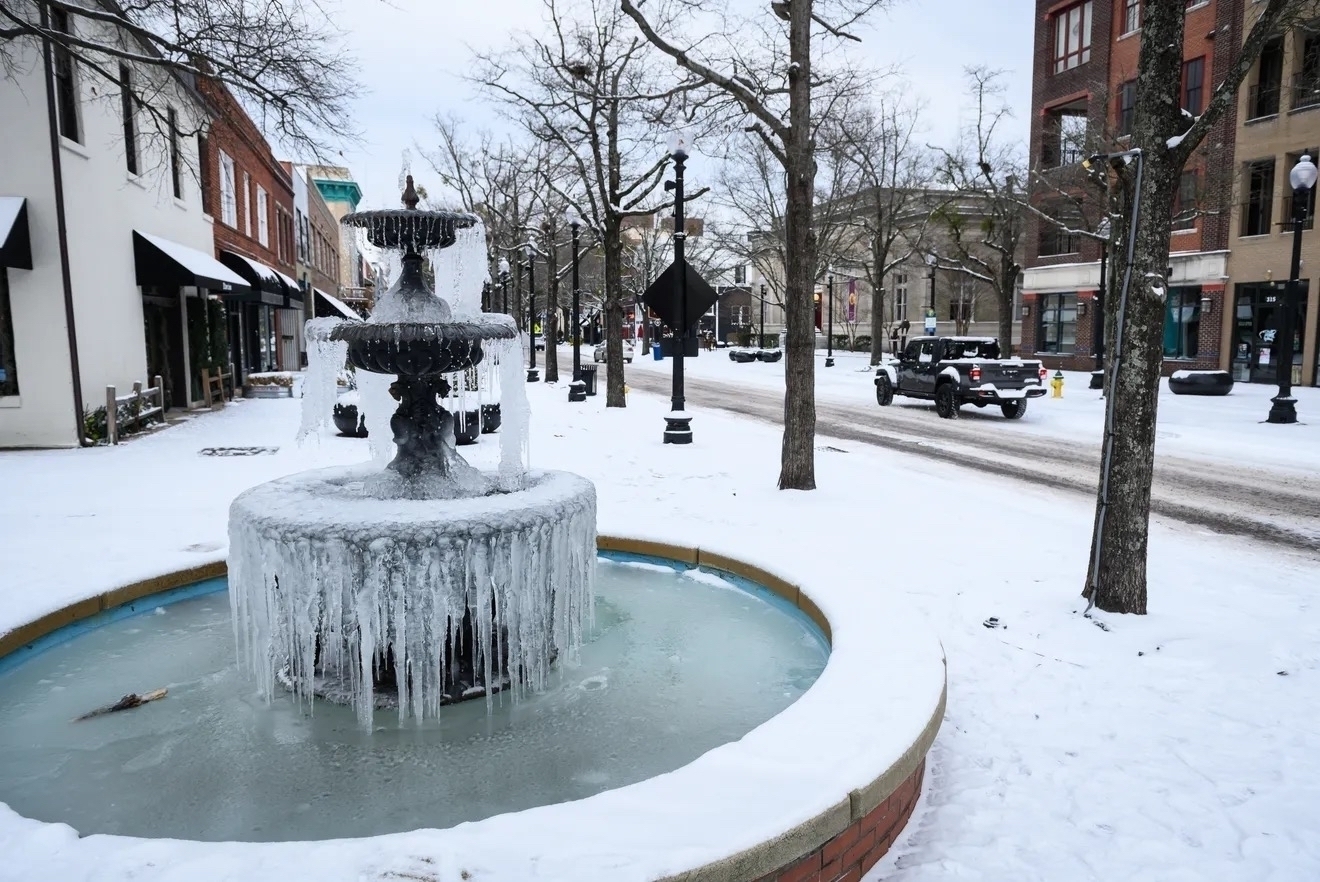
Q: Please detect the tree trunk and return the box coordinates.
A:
[998,254,1017,357]
[1085,1,1187,615]
[603,218,628,407]
[778,0,817,491]
[869,235,888,365]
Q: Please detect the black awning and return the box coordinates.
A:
[217,250,288,306]
[0,198,33,270]
[133,231,251,293]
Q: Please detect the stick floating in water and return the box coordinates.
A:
[74,688,168,721]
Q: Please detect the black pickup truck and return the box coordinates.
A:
[874,337,1047,419]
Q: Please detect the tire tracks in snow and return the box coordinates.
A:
[622,368,1320,554]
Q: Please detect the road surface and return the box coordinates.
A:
[614,363,1320,552]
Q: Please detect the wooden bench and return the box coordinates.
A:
[105,375,165,445]
[201,364,235,408]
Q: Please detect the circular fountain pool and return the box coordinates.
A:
[0,555,826,842]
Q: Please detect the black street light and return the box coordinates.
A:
[498,256,510,315]
[567,208,586,403]
[925,252,937,336]
[1090,219,1111,390]
[663,132,692,444]
[826,273,835,367]
[1269,153,1317,424]
[759,282,767,348]
[525,240,539,383]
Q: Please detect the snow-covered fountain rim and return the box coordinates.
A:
[0,535,945,882]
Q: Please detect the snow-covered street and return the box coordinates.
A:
[1,379,1318,880]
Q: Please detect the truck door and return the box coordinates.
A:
[898,339,922,391]
[912,339,937,397]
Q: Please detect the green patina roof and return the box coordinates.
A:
[312,177,363,208]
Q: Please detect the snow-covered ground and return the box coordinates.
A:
[1,381,1318,881]
[627,346,1320,475]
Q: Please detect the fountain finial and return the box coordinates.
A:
[402,175,420,210]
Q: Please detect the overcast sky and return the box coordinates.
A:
[321,0,1036,210]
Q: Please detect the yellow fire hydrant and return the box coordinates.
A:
[1051,370,1065,398]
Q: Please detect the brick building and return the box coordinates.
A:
[1021,0,1235,375]
[284,163,350,326]
[196,78,302,381]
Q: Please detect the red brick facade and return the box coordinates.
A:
[753,759,925,882]
[1023,1,1238,374]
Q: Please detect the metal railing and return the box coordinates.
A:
[1248,83,1282,119]
[1281,195,1316,230]
[1239,200,1275,237]
[1292,74,1320,111]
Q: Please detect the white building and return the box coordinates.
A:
[0,3,247,447]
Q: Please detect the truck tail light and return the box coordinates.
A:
[970,365,982,382]
[1039,367,1048,381]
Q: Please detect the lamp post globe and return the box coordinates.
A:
[498,256,510,315]
[1269,154,1316,423]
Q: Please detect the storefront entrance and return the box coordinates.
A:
[1232,283,1308,384]
[142,291,187,409]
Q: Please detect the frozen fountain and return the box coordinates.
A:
[228,177,597,725]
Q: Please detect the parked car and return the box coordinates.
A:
[593,342,633,363]
[874,336,1047,419]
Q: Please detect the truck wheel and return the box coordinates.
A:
[935,383,959,419]
[1001,399,1028,420]
[875,376,894,407]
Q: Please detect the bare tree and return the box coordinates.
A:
[473,0,704,407]
[1085,0,1309,615]
[931,68,1029,354]
[1,0,356,153]
[826,90,932,364]
[622,0,891,490]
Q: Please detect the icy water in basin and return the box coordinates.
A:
[0,556,827,842]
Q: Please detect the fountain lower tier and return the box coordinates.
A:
[228,466,596,725]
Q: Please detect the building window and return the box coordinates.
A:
[256,187,269,246]
[219,151,237,227]
[168,108,182,199]
[1037,293,1078,353]
[119,64,138,175]
[1122,0,1141,35]
[949,298,973,323]
[1251,37,1284,119]
[1241,159,1275,236]
[1053,1,1092,73]
[1172,170,1199,231]
[893,273,908,321]
[50,8,80,143]
[733,264,746,284]
[1039,225,1079,257]
[1183,57,1205,117]
[1295,29,1320,110]
[1117,80,1137,136]
[1163,288,1201,358]
[1043,106,1088,167]
[243,173,252,238]
[1283,148,1319,229]
[0,269,18,396]
[198,134,212,214]
[296,210,308,262]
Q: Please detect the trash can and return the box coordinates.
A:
[652,343,663,361]
[579,364,598,396]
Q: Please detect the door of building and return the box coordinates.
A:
[1233,283,1308,384]
[142,292,186,409]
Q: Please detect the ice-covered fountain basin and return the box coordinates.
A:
[0,555,827,841]
[0,537,944,882]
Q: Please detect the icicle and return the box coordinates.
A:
[497,338,530,490]
[298,318,348,444]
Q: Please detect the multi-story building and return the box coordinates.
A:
[285,163,350,326]
[0,4,250,447]
[1021,0,1235,375]
[305,165,371,312]
[196,77,302,380]
[1223,4,1320,386]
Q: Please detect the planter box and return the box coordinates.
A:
[1169,370,1233,396]
[244,385,293,399]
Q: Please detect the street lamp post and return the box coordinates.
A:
[663,132,692,444]
[525,241,539,383]
[567,208,586,403]
[826,274,835,367]
[1269,153,1317,423]
[759,282,767,348]
[498,257,510,315]
[925,253,937,335]
[1091,219,1111,390]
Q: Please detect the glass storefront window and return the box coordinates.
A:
[0,269,18,396]
[1233,282,1309,384]
[1162,287,1201,358]
[1037,292,1078,353]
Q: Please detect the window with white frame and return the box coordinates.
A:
[893,272,909,321]
[219,151,237,227]
[1122,0,1141,35]
[257,187,269,246]
[243,173,252,237]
